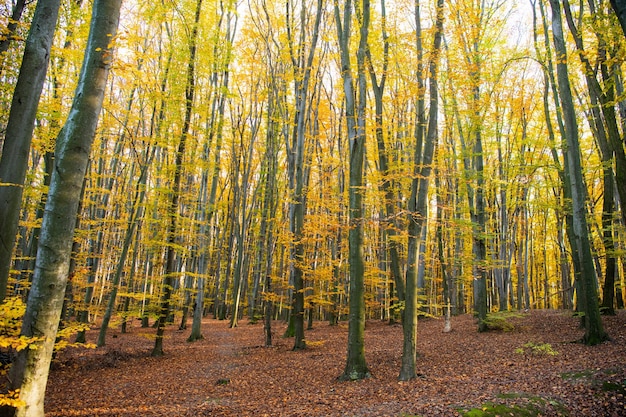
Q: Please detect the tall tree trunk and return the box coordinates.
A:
[0,0,61,303]
[7,1,122,414]
[610,0,626,39]
[97,155,152,346]
[368,0,404,305]
[561,0,620,315]
[549,0,608,345]
[152,0,203,357]
[335,0,370,381]
[283,0,323,350]
[230,102,260,328]
[399,0,444,381]
[531,0,574,310]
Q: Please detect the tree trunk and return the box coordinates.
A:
[283,0,323,350]
[561,0,621,315]
[610,0,626,39]
[335,0,370,381]
[7,1,121,414]
[549,0,608,345]
[399,0,444,381]
[0,0,28,69]
[97,145,152,346]
[0,0,62,303]
[152,0,203,356]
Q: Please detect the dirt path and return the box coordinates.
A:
[45,311,626,416]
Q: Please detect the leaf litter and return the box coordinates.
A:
[45,310,625,416]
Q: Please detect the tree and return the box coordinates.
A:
[0,0,29,72]
[7,0,122,414]
[0,0,61,303]
[548,0,608,345]
[152,0,203,357]
[610,0,626,36]
[399,0,445,381]
[561,0,625,315]
[368,0,405,318]
[283,0,324,350]
[334,0,370,381]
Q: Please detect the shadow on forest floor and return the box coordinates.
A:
[44,310,625,416]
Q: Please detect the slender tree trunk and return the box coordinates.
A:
[283,0,323,350]
[7,1,122,415]
[152,0,203,356]
[399,0,444,381]
[0,0,28,68]
[368,0,404,305]
[230,110,259,328]
[561,0,620,315]
[97,136,153,347]
[610,0,626,40]
[335,0,370,381]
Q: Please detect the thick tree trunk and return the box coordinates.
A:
[0,0,61,303]
[7,1,121,415]
[610,0,626,38]
[549,0,608,345]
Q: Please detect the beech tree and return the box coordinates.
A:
[7,0,122,414]
[549,0,608,345]
[0,0,61,303]
[334,0,370,381]
[152,0,203,357]
[399,0,445,381]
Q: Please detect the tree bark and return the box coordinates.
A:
[399,0,444,381]
[7,0,122,414]
[335,0,370,381]
[0,0,29,72]
[152,0,203,356]
[283,0,323,350]
[0,0,61,303]
[549,0,608,345]
[610,0,626,37]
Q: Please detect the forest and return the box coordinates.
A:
[0,0,625,415]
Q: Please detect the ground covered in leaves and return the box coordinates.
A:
[45,310,625,416]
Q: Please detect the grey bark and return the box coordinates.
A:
[335,0,370,381]
[8,0,122,415]
[283,0,323,350]
[549,0,608,345]
[399,0,444,381]
[367,0,405,305]
[0,0,61,303]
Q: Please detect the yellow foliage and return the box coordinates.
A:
[304,339,326,348]
[54,322,96,351]
[0,389,24,408]
[0,297,41,352]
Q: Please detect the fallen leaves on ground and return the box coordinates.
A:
[45,310,625,416]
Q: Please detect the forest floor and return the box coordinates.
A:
[44,310,625,417]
